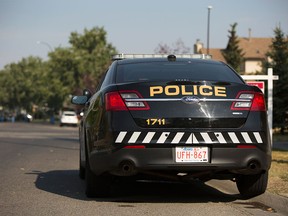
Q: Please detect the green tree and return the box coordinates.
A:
[266,27,288,133]
[222,23,244,73]
[47,27,117,111]
[0,69,9,107]
[48,47,79,93]
[0,57,48,113]
[69,27,117,90]
[0,26,117,116]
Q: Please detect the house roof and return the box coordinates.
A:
[238,37,272,59]
[200,48,226,62]
[199,37,272,62]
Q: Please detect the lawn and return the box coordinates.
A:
[268,133,288,197]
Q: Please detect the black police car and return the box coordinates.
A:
[72,54,271,198]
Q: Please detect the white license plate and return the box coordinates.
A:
[175,147,209,163]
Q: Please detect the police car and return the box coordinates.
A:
[71,54,271,198]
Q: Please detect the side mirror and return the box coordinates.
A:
[71,95,88,105]
[83,89,92,99]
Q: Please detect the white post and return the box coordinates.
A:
[241,68,279,146]
[267,68,274,143]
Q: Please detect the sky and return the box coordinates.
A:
[0,0,287,70]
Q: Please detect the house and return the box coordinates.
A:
[194,36,272,74]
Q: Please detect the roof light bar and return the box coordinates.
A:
[112,53,212,60]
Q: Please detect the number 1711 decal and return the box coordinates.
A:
[146,118,165,126]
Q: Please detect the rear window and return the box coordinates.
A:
[116,61,243,84]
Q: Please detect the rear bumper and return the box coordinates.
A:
[88,145,271,176]
[60,120,78,124]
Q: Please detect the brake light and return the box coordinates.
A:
[105,92,127,111]
[231,91,266,111]
[250,93,266,111]
[105,91,150,111]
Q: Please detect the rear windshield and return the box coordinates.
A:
[116,61,243,84]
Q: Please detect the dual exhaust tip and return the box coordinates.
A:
[118,160,137,176]
[248,160,261,171]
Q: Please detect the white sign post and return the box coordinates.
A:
[241,68,279,145]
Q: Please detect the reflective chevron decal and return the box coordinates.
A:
[115,131,263,144]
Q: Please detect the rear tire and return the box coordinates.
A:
[79,160,85,179]
[236,171,268,198]
[85,161,113,198]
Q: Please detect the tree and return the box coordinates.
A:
[0,69,9,109]
[0,26,117,117]
[47,27,117,109]
[69,27,117,90]
[0,57,48,113]
[154,39,191,54]
[48,47,79,93]
[154,43,171,54]
[265,27,288,132]
[222,23,244,73]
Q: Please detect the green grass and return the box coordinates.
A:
[268,150,288,196]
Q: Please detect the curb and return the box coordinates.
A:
[207,180,288,215]
[250,192,288,215]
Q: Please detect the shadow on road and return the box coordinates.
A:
[30,170,240,203]
[28,170,87,200]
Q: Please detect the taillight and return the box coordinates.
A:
[120,91,150,110]
[250,93,266,111]
[105,91,150,111]
[105,92,127,111]
[231,91,266,111]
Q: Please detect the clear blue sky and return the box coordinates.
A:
[0,0,287,70]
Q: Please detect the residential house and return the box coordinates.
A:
[194,36,272,74]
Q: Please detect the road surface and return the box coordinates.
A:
[0,122,287,216]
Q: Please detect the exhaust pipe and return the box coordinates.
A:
[118,160,137,176]
[247,160,261,171]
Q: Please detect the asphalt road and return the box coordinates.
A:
[0,122,287,216]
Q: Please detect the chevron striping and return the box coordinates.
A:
[115,131,264,144]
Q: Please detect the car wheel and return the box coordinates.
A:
[85,161,113,198]
[236,171,268,198]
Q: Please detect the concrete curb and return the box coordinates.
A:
[207,180,288,215]
[250,192,288,215]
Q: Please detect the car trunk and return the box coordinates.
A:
[116,81,252,129]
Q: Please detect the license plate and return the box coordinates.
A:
[175,147,209,163]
